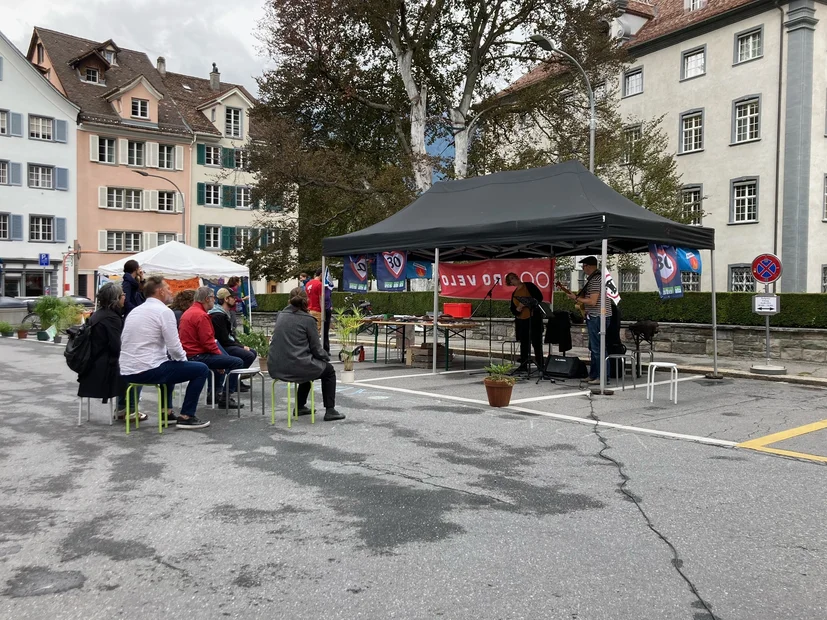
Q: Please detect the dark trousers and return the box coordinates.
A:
[515,316,544,370]
[225,345,257,369]
[121,360,210,416]
[323,315,331,353]
[189,353,244,393]
[297,362,336,410]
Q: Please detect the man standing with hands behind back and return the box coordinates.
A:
[564,257,612,385]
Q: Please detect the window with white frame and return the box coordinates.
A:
[682,48,705,79]
[0,161,7,185]
[0,110,8,135]
[730,266,755,292]
[205,226,221,249]
[28,165,53,189]
[158,232,177,245]
[29,115,53,140]
[85,68,99,83]
[682,186,703,225]
[205,146,221,166]
[30,216,54,241]
[98,137,115,163]
[681,111,703,153]
[234,149,248,169]
[620,270,640,292]
[235,227,252,248]
[685,0,707,10]
[107,231,142,252]
[624,69,643,97]
[128,141,144,166]
[236,186,252,209]
[734,98,760,143]
[158,191,175,212]
[736,29,762,63]
[822,266,827,293]
[125,232,141,252]
[124,189,142,210]
[107,188,124,209]
[225,107,242,137]
[681,272,701,292]
[577,270,587,291]
[103,50,116,64]
[732,179,758,222]
[106,231,123,251]
[205,184,220,206]
[131,98,149,119]
[159,144,174,169]
[623,125,642,164]
[0,214,8,240]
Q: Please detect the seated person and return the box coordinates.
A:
[78,282,124,412]
[210,288,258,377]
[179,287,244,407]
[268,288,344,421]
[171,289,195,327]
[119,276,211,429]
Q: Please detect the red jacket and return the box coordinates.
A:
[305,278,323,312]
[179,303,221,356]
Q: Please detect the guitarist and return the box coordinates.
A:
[563,257,612,385]
[505,272,545,374]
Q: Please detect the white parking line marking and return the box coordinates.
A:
[354,368,478,383]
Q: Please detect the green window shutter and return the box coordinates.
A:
[221,226,236,250]
[197,225,206,249]
[197,183,205,205]
[222,147,235,168]
[196,144,206,165]
[222,185,236,208]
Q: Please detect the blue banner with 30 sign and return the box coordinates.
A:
[649,244,683,299]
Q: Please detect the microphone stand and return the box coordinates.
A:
[468,282,497,375]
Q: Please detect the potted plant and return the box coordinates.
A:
[16,324,29,339]
[54,302,82,345]
[0,321,13,338]
[483,363,517,407]
[236,329,271,372]
[33,296,63,341]
[334,307,364,383]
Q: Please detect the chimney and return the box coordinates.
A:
[156,56,166,76]
[209,63,220,91]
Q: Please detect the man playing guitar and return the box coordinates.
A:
[505,272,545,374]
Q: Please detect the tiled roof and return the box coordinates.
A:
[629,0,758,46]
[161,71,259,138]
[626,1,657,18]
[499,59,568,97]
[33,27,191,136]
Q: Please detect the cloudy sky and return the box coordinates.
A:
[1,0,269,94]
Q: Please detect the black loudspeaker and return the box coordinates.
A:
[544,355,588,379]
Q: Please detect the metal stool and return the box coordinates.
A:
[500,340,518,364]
[77,397,116,426]
[223,366,266,417]
[125,383,169,434]
[605,353,637,391]
[646,362,678,404]
[270,379,316,428]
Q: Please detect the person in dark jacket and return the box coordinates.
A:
[505,272,545,373]
[122,260,145,317]
[77,282,125,407]
[268,288,344,421]
[209,288,257,370]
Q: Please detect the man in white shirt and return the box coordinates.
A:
[120,276,212,429]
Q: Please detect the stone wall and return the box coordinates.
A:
[251,313,827,363]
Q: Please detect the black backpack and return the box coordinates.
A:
[64,323,93,375]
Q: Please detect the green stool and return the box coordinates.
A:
[270,380,315,427]
[125,383,169,435]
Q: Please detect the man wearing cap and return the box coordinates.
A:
[210,287,258,373]
[566,257,612,385]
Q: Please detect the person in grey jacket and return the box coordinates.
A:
[268,287,345,421]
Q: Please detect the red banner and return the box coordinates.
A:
[440,258,555,301]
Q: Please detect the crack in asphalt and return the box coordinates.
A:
[585,394,720,620]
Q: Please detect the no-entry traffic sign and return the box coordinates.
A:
[751,253,782,284]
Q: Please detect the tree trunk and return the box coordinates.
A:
[450,109,469,179]
[394,47,431,194]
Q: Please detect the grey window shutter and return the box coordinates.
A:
[55,218,67,243]
[9,162,21,186]
[10,215,23,240]
[10,113,22,137]
[54,120,68,143]
[55,167,69,191]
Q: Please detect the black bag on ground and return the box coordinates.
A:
[64,323,93,375]
[545,355,588,379]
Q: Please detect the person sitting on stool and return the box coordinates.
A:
[505,272,544,374]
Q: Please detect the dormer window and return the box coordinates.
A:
[131,98,149,119]
[103,50,116,65]
[85,68,100,83]
[225,107,242,138]
[36,43,44,64]
[684,0,707,11]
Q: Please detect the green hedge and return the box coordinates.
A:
[254,292,827,328]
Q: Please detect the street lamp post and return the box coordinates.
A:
[132,170,186,243]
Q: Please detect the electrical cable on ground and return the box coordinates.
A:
[585,393,719,620]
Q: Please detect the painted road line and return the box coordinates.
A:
[738,446,827,464]
[510,391,592,403]
[737,418,827,449]
[354,368,478,383]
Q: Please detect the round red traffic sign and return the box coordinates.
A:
[751,253,782,284]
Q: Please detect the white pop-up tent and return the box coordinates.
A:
[97,241,249,280]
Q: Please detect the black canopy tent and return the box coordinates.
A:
[321,161,719,386]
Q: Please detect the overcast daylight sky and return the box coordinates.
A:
[0,0,269,94]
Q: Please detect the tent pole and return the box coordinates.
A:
[710,249,720,378]
[246,276,252,328]
[433,248,440,375]
[599,239,608,394]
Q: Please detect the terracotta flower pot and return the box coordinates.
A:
[17,330,28,339]
[484,378,514,407]
[258,356,268,373]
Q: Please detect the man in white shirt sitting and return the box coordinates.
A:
[119,276,212,429]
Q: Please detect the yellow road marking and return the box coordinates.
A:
[741,446,827,464]
[737,418,827,449]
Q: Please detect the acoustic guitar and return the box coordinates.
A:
[555,282,585,315]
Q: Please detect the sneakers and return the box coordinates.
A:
[165,412,178,425]
[323,408,345,421]
[206,396,245,408]
[296,407,313,416]
[587,378,600,385]
[176,416,210,429]
[117,410,148,422]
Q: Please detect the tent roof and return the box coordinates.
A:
[97,241,249,279]
[323,161,715,261]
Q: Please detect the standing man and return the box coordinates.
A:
[210,287,258,371]
[179,287,244,408]
[304,269,323,334]
[505,272,544,374]
[119,276,211,429]
[121,260,145,317]
[565,257,612,385]
[299,272,310,289]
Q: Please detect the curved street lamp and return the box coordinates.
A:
[132,170,186,243]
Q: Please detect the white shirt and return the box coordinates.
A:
[119,297,187,375]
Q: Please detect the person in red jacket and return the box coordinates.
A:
[304,271,323,334]
[179,286,244,407]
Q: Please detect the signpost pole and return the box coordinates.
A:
[764,284,771,367]
[750,253,785,375]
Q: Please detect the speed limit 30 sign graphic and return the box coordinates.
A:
[751,253,782,284]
